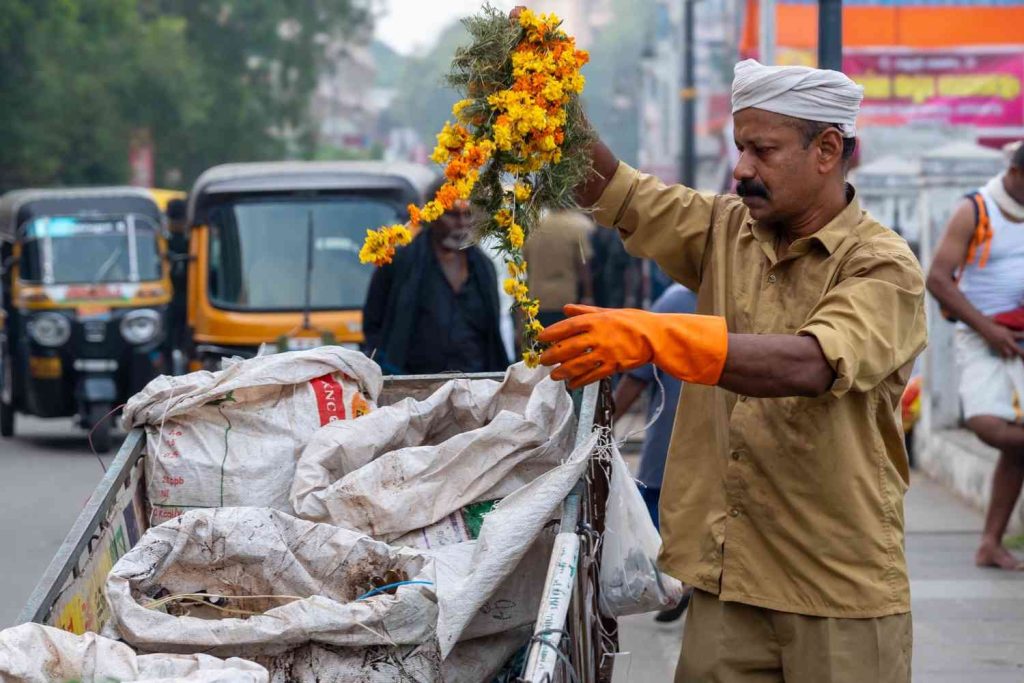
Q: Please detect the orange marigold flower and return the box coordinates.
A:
[445,158,469,180]
[436,183,460,210]
[407,204,422,227]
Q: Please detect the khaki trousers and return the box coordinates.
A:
[675,590,912,683]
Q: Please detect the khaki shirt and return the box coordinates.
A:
[595,162,927,618]
[523,210,593,310]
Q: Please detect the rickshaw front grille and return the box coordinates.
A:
[83,320,107,343]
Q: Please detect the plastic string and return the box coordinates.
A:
[616,368,666,448]
[87,402,126,473]
[356,580,434,601]
[524,628,580,683]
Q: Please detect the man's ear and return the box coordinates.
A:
[817,127,844,174]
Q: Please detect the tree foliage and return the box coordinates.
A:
[386,0,652,167]
[0,0,370,192]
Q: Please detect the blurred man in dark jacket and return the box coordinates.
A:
[362,187,509,375]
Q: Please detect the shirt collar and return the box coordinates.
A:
[748,184,861,257]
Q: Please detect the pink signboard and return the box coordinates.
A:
[843,49,1024,128]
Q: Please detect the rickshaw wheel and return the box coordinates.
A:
[0,401,12,438]
[88,405,112,454]
[0,339,12,437]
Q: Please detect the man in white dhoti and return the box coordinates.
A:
[537,53,925,682]
[927,140,1024,572]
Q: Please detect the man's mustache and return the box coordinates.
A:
[737,179,770,200]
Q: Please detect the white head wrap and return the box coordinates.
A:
[731,59,864,138]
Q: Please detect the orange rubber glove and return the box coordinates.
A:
[538,304,728,390]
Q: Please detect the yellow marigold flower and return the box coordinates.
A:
[455,178,473,200]
[523,300,540,318]
[514,182,532,202]
[359,226,408,267]
[523,349,541,369]
[451,98,474,120]
[430,144,450,165]
[507,260,528,278]
[493,123,514,151]
[421,200,444,223]
[389,224,412,246]
[508,222,525,250]
[526,319,544,336]
[436,121,468,151]
[518,8,539,28]
[494,209,513,228]
[503,278,518,296]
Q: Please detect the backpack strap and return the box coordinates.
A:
[943,192,992,323]
[958,191,993,281]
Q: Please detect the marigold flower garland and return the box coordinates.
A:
[359,7,593,367]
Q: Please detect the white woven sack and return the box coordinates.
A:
[0,623,268,682]
[105,508,437,657]
[122,347,382,522]
[290,363,574,539]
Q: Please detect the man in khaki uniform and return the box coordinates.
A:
[539,59,927,681]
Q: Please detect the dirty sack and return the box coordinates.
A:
[427,431,597,655]
[290,363,575,540]
[440,624,534,683]
[287,363,587,653]
[122,347,382,523]
[599,443,686,617]
[105,507,437,658]
[253,641,443,683]
[0,623,268,682]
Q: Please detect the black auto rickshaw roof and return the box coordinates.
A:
[0,187,162,243]
[187,161,438,226]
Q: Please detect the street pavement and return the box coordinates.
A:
[612,473,1024,683]
[0,417,1021,682]
[0,417,116,626]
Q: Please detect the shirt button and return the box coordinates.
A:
[729,508,740,518]
[767,273,777,284]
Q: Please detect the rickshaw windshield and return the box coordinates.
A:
[207,196,402,311]
[18,214,162,285]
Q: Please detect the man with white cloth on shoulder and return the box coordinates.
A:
[928,140,1024,571]
[536,54,926,682]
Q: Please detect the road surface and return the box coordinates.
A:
[0,416,117,626]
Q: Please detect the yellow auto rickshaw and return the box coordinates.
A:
[0,187,172,451]
[148,188,187,215]
[182,161,435,368]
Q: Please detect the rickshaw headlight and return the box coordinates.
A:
[120,310,161,345]
[28,313,71,348]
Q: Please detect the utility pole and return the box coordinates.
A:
[817,0,843,71]
[759,0,776,65]
[681,0,696,187]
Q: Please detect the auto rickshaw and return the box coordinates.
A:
[0,188,172,452]
[183,161,434,368]
[148,188,187,215]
